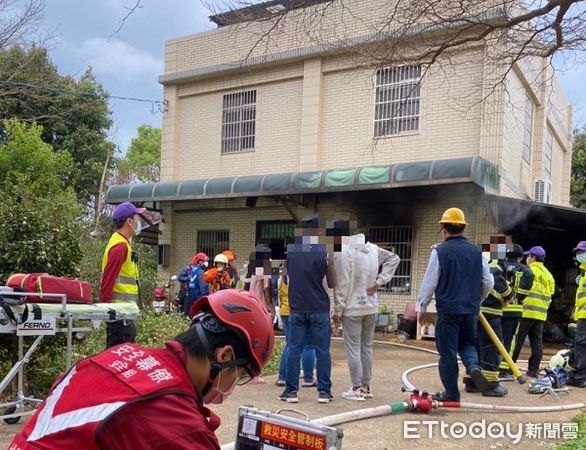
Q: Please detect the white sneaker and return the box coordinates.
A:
[341,387,365,401]
[360,385,373,398]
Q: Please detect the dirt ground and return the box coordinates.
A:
[1,339,585,449]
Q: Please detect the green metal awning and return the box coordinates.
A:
[106,156,499,204]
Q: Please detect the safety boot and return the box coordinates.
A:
[469,367,491,395]
[463,378,480,393]
[482,382,508,397]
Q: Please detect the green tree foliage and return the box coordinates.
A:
[117,124,161,182]
[0,45,115,205]
[570,126,586,209]
[0,310,283,398]
[0,120,84,281]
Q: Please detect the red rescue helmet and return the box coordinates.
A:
[191,252,209,265]
[189,289,274,377]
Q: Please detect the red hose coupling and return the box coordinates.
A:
[408,390,433,413]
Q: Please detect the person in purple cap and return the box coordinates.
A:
[568,241,586,387]
[511,246,555,377]
[100,201,145,348]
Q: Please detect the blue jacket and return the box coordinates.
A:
[178,264,208,301]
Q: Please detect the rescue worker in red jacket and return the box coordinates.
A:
[10,289,275,450]
[100,201,145,348]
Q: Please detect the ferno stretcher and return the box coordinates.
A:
[0,291,140,424]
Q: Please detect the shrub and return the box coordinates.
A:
[554,413,586,449]
[1,311,282,399]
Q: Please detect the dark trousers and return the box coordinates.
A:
[501,315,520,355]
[511,317,544,374]
[499,315,520,372]
[477,314,503,380]
[106,320,137,349]
[570,319,586,383]
[435,314,481,401]
[286,312,331,394]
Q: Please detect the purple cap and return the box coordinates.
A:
[113,202,145,222]
[573,241,586,253]
[524,246,546,258]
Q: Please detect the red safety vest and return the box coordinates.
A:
[10,343,214,449]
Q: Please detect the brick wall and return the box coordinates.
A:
[173,77,304,179]
[164,0,494,75]
[162,190,500,323]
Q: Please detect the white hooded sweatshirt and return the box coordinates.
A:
[333,234,401,317]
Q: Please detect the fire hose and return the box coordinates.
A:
[219,340,586,450]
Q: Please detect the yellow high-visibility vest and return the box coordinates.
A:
[522,262,555,322]
[279,281,289,316]
[574,266,586,321]
[101,232,139,303]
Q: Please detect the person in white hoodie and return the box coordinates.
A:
[333,233,400,401]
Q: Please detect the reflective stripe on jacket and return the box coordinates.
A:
[10,342,207,450]
[101,232,139,303]
[502,260,533,317]
[522,262,555,321]
[481,261,513,317]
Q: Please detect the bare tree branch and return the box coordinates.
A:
[108,0,143,40]
[0,0,44,50]
[208,0,586,68]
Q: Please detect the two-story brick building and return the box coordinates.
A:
[107,0,586,320]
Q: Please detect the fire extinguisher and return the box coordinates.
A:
[151,275,177,314]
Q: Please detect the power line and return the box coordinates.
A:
[0,79,168,113]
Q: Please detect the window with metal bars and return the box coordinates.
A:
[256,220,295,260]
[374,65,421,137]
[221,90,256,154]
[369,226,413,293]
[196,229,230,260]
[522,95,534,163]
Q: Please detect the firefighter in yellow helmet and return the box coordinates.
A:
[417,207,494,401]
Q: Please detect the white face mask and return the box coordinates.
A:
[576,253,586,264]
[129,218,141,236]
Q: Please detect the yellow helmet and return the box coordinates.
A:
[439,207,467,225]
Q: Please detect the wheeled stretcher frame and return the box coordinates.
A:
[0,292,140,424]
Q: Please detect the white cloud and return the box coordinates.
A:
[75,38,162,83]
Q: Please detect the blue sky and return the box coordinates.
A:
[41,0,212,154]
[37,1,586,155]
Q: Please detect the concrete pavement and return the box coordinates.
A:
[1,339,583,449]
[212,339,582,449]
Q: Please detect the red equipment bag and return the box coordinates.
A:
[6,273,93,304]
